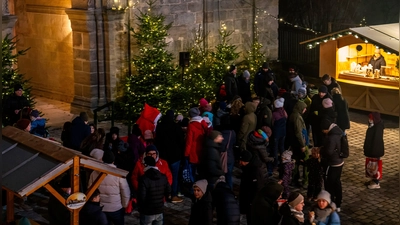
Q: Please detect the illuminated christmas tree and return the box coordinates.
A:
[121,0,178,119]
[2,35,34,126]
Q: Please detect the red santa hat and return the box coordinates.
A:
[136,103,161,133]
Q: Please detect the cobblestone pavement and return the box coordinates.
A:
[14,98,400,224]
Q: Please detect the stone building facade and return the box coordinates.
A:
[2,0,279,113]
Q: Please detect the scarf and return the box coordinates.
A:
[314,206,334,223]
[289,205,305,223]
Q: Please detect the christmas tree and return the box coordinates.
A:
[121,0,178,119]
[2,34,33,126]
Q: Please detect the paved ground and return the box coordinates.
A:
[11,97,400,224]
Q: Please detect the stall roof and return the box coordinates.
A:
[1,126,128,197]
[300,23,399,54]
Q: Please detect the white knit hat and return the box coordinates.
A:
[193,179,208,194]
[274,97,285,109]
[317,190,331,203]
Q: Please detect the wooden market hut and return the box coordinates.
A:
[1,126,128,225]
[301,23,399,116]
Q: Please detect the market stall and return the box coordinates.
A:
[301,23,399,116]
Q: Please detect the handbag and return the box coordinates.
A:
[365,157,382,180]
[220,131,232,174]
[182,159,194,183]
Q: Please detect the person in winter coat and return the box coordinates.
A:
[272,97,287,166]
[279,150,295,199]
[69,112,91,150]
[238,70,252,103]
[3,84,30,126]
[29,109,47,137]
[212,177,240,225]
[198,131,225,185]
[251,182,284,225]
[214,101,230,130]
[79,189,108,225]
[321,74,342,94]
[238,150,266,225]
[88,150,130,225]
[331,88,350,133]
[255,97,272,129]
[220,127,236,189]
[237,102,257,150]
[127,124,146,168]
[290,72,304,97]
[247,130,274,179]
[138,156,171,225]
[279,192,305,225]
[48,175,71,225]
[364,112,384,189]
[155,109,185,202]
[224,65,239,103]
[309,85,332,147]
[308,190,341,225]
[185,107,209,180]
[189,180,213,225]
[320,119,344,212]
[298,87,312,136]
[368,48,386,75]
[287,101,307,187]
[131,145,173,192]
[305,147,324,201]
[320,98,336,124]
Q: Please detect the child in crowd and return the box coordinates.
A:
[306,147,324,201]
[279,149,295,199]
[30,109,48,137]
[308,190,340,224]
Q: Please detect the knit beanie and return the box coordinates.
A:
[30,109,40,118]
[320,119,332,130]
[239,150,252,162]
[243,70,250,78]
[16,119,31,131]
[110,127,120,136]
[288,192,304,207]
[145,144,158,153]
[261,126,272,138]
[209,130,222,140]
[199,98,209,108]
[166,110,174,119]
[298,87,307,97]
[80,112,89,122]
[193,179,208,194]
[144,156,156,167]
[318,85,328,94]
[229,65,236,72]
[274,98,285,109]
[189,107,200,117]
[322,98,333,108]
[262,62,269,69]
[317,190,331,204]
[102,150,115,164]
[144,130,153,140]
[176,114,184,122]
[14,84,23,91]
[278,88,287,97]
[281,150,293,163]
[90,149,104,161]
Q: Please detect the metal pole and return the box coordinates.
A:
[398,9,400,223]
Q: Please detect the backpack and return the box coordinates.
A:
[339,134,349,158]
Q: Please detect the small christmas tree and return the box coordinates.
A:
[121,0,178,120]
[2,34,33,126]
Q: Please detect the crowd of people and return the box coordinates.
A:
[3,62,386,225]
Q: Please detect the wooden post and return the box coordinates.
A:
[6,191,14,223]
[71,156,80,225]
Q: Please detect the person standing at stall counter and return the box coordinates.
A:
[368,48,386,76]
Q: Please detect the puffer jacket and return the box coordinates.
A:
[198,138,224,184]
[88,164,130,212]
[212,181,240,225]
[321,124,344,166]
[138,168,171,215]
[185,117,208,164]
[238,102,257,150]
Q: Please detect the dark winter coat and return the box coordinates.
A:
[247,132,273,165]
[254,68,274,97]
[332,94,350,131]
[369,55,386,75]
[251,182,284,225]
[137,168,171,215]
[155,115,185,164]
[272,107,287,138]
[325,77,342,94]
[199,138,225,184]
[69,116,91,150]
[3,94,30,125]
[127,134,146,166]
[79,201,108,225]
[189,191,213,225]
[321,125,344,166]
[320,107,337,124]
[212,181,240,225]
[238,102,257,150]
[224,73,238,102]
[239,155,266,214]
[256,98,272,129]
[279,203,304,225]
[238,77,252,103]
[48,190,70,225]
[364,113,384,158]
[220,129,236,165]
[305,158,323,187]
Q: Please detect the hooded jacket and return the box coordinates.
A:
[189,190,213,225]
[332,94,350,131]
[363,112,384,158]
[69,116,91,150]
[251,182,284,225]
[238,102,257,150]
[287,101,307,149]
[198,138,225,184]
[185,116,209,164]
[212,181,240,225]
[256,98,272,129]
[321,124,344,166]
[138,168,171,215]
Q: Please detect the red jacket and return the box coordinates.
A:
[131,155,172,191]
[184,117,208,164]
